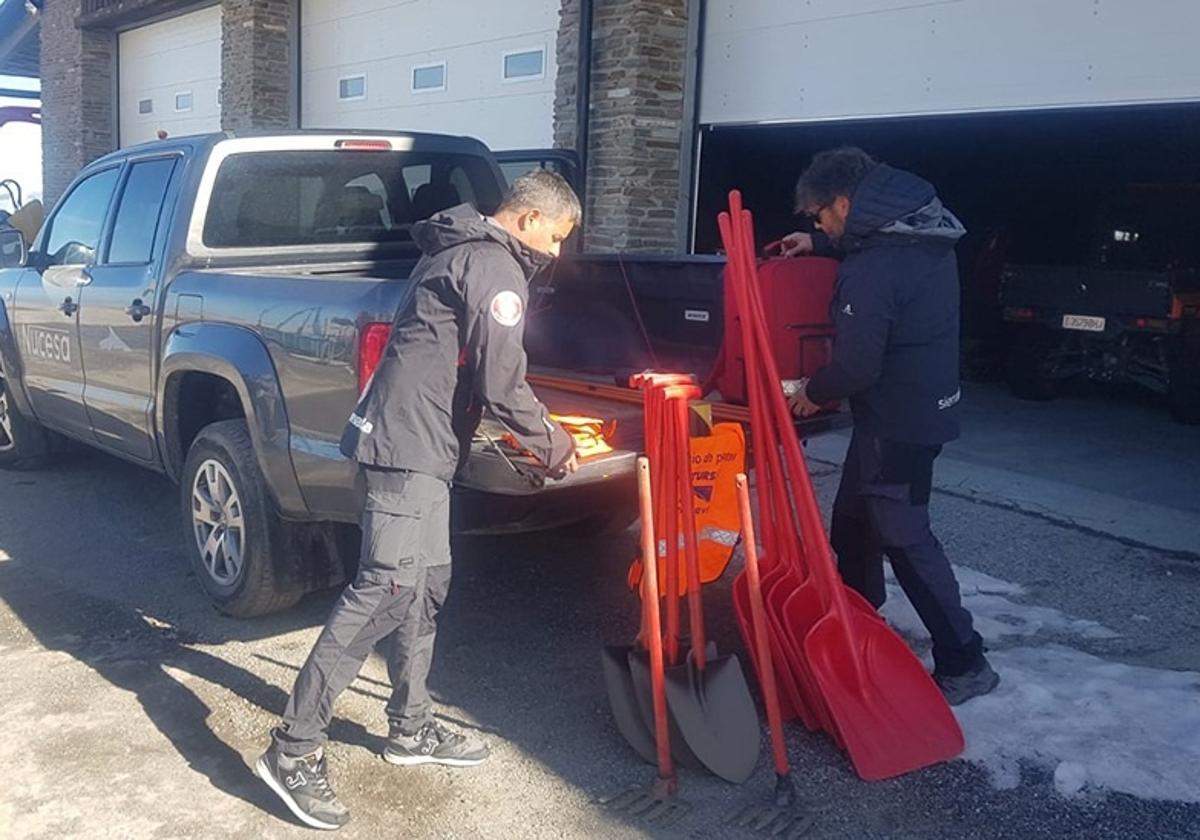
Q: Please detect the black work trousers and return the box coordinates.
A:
[273,467,452,756]
[830,429,984,676]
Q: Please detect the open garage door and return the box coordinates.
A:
[700,0,1200,127]
[118,6,222,147]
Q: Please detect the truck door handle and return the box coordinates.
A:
[59,297,78,317]
[125,299,152,322]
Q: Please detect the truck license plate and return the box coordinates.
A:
[1063,314,1105,332]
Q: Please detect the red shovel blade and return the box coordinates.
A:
[804,609,965,781]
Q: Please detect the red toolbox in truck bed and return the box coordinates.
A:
[710,256,840,404]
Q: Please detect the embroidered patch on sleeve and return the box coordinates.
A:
[490,290,524,327]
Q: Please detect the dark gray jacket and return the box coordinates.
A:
[806,165,966,445]
[340,205,575,480]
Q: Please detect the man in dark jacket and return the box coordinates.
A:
[783,147,999,707]
[256,171,581,831]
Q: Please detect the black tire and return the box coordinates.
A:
[181,419,301,617]
[1004,328,1061,402]
[1167,336,1200,425]
[0,376,57,470]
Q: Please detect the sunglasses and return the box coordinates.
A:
[802,203,830,224]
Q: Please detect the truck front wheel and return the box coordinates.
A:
[181,420,301,617]
[0,376,58,470]
[1004,327,1061,402]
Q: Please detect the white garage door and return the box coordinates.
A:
[119,5,222,146]
[301,0,557,151]
[701,0,1200,126]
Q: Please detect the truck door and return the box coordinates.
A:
[12,166,121,440]
[77,155,180,462]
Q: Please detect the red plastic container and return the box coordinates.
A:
[712,257,839,404]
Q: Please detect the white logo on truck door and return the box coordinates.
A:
[21,325,72,364]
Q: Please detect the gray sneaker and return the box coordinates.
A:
[384,720,490,767]
[256,745,350,831]
[936,659,1000,706]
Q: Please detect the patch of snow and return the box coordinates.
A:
[880,566,1118,643]
[958,645,1200,803]
[875,564,1200,803]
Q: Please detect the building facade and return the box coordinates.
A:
[38,0,1200,253]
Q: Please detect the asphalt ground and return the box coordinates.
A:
[2,382,1198,839]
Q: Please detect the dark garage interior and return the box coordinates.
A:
[693,104,1200,385]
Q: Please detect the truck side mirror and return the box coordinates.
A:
[0,228,28,269]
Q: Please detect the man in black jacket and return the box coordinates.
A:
[256,171,581,831]
[783,147,999,707]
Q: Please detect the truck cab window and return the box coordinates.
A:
[201,150,503,249]
[41,168,120,266]
[107,158,178,265]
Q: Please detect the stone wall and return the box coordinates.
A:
[41,0,116,205]
[554,0,691,253]
[220,0,294,131]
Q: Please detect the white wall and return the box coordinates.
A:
[300,0,558,150]
[701,0,1200,125]
[118,5,223,146]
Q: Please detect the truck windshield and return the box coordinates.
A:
[202,150,503,249]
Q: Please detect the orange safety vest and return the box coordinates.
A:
[629,421,746,594]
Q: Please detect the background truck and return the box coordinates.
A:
[0,131,639,618]
[999,184,1200,423]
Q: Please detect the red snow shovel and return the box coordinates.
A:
[730,473,816,839]
[725,192,964,781]
[661,386,761,784]
[600,458,691,827]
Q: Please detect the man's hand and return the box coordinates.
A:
[551,454,580,479]
[780,231,815,257]
[788,379,822,417]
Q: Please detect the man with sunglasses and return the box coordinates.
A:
[781,147,999,706]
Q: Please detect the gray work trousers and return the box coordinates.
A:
[830,429,984,677]
[274,467,452,756]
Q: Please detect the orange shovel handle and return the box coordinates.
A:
[736,472,790,777]
[637,457,674,781]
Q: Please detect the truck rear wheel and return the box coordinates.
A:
[1167,336,1200,425]
[0,376,58,470]
[1004,328,1061,402]
[181,420,301,617]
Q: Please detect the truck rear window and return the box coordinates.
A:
[202,150,503,249]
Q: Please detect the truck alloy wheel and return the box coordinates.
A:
[180,419,300,617]
[190,459,246,586]
[0,383,14,453]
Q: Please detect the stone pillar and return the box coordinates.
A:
[40,0,116,205]
[220,0,295,131]
[555,0,691,253]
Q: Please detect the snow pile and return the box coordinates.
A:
[879,565,1200,803]
[957,645,1200,802]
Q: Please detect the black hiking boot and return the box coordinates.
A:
[384,720,490,767]
[936,658,1000,706]
[256,744,351,831]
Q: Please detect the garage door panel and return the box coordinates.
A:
[301,0,556,150]
[118,6,222,146]
[702,0,1200,125]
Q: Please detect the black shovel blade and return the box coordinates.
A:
[628,648,707,771]
[600,645,657,764]
[664,652,761,783]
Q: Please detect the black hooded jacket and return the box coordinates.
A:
[340,204,575,480]
[805,165,966,445]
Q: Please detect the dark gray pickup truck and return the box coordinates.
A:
[0,131,637,617]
